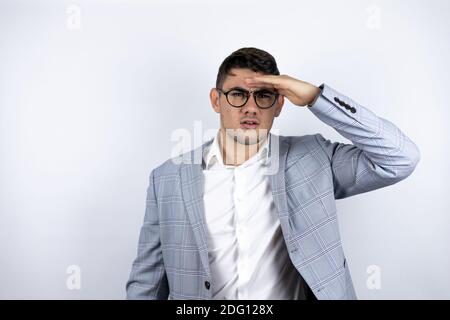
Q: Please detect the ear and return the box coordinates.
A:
[274,95,284,117]
[210,88,221,113]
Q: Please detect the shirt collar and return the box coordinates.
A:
[203,130,271,170]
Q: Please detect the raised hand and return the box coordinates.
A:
[244,75,321,107]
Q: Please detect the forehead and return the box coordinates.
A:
[223,68,275,91]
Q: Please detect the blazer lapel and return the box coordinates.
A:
[267,135,293,243]
[180,140,213,276]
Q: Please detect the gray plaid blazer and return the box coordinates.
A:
[126,83,420,300]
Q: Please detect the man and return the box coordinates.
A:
[125,47,420,300]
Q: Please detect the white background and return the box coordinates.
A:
[0,0,448,299]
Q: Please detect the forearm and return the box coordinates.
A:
[308,83,421,180]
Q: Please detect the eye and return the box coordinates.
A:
[256,91,274,99]
[230,90,246,98]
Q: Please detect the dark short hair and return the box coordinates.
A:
[215,47,280,89]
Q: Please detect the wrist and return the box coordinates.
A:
[307,85,321,107]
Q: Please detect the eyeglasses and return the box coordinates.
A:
[216,87,279,109]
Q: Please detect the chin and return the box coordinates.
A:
[225,128,269,145]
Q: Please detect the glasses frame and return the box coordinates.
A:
[216,87,280,109]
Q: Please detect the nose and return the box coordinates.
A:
[241,93,259,114]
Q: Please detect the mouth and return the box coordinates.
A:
[240,119,260,130]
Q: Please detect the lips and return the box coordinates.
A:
[240,119,260,129]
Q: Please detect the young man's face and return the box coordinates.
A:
[210,68,284,145]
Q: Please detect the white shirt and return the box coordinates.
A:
[202,130,305,299]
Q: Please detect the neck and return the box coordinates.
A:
[218,128,268,166]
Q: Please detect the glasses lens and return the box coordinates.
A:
[255,91,277,108]
[227,90,248,107]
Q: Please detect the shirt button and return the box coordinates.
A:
[204,281,210,290]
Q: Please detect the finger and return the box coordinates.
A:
[245,83,276,92]
[247,75,281,85]
[244,78,277,89]
[253,75,283,85]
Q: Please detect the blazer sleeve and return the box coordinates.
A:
[308,83,421,199]
[126,169,169,299]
